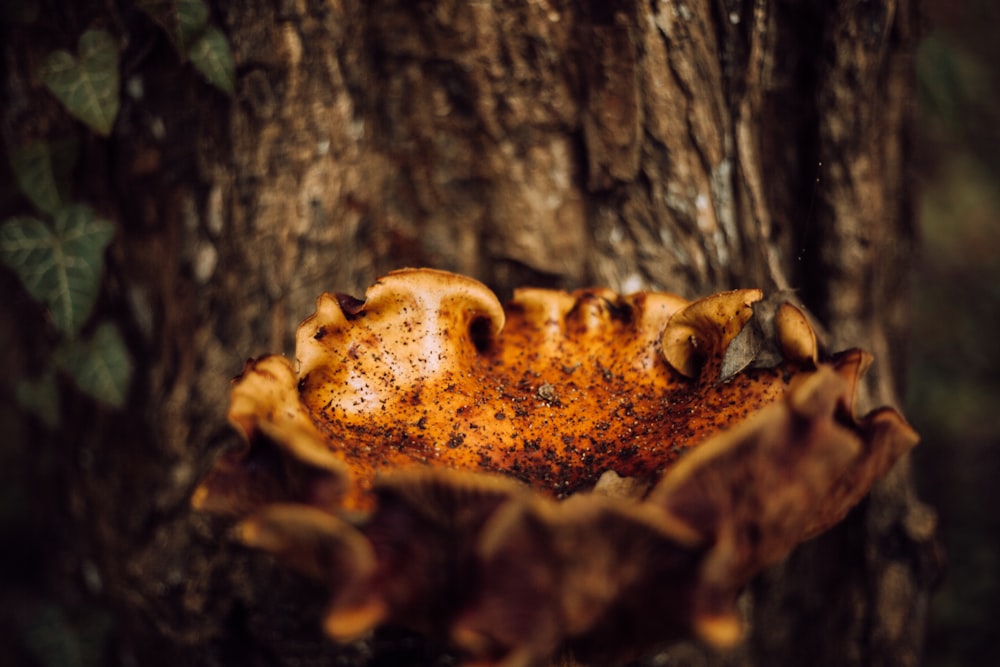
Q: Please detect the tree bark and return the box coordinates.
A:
[1,1,938,666]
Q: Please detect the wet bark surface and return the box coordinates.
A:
[0,1,938,666]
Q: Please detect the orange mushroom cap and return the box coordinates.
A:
[192,268,917,666]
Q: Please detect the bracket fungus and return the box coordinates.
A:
[192,268,917,666]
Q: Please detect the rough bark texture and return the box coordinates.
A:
[0,1,939,666]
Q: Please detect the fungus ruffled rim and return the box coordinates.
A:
[192,268,917,666]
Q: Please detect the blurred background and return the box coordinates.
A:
[911,1,1000,665]
[0,1,997,665]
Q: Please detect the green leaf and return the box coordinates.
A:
[39,29,120,136]
[22,604,84,667]
[56,323,132,408]
[137,0,210,58]
[9,139,78,215]
[0,205,114,336]
[188,26,234,95]
[16,370,61,428]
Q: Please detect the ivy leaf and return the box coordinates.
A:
[39,29,120,136]
[16,370,61,429]
[9,139,78,215]
[135,0,233,94]
[137,0,210,58]
[188,26,235,95]
[0,205,114,336]
[56,323,132,408]
[21,604,85,667]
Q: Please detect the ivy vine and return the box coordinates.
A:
[1,0,235,425]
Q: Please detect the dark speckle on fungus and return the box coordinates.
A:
[192,268,918,667]
[537,383,558,403]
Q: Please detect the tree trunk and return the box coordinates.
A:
[1,1,938,666]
